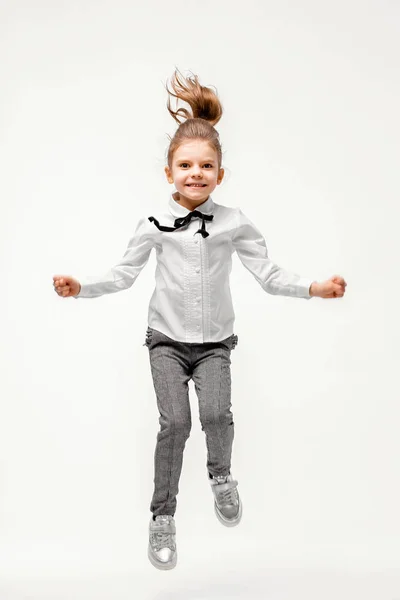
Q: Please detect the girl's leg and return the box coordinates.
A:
[145,328,192,517]
[191,334,238,478]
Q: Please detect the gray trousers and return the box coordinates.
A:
[143,326,239,517]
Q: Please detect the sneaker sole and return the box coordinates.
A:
[214,498,243,527]
[148,544,177,570]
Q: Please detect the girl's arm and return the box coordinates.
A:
[232,208,315,300]
[73,217,155,299]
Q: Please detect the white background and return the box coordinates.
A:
[1,0,399,598]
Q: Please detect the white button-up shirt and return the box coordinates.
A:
[74,194,314,343]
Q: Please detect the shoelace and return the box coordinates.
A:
[213,477,239,507]
[151,517,175,551]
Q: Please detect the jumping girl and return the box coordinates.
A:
[53,68,347,570]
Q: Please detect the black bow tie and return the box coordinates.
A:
[148,209,214,238]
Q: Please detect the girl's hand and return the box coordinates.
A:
[53,275,81,298]
[310,275,347,298]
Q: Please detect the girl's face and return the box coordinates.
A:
[165,140,224,209]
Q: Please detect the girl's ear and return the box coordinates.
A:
[165,166,174,184]
[217,168,225,184]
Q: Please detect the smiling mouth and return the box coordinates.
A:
[186,184,207,187]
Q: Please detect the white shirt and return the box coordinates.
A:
[74,194,315,343]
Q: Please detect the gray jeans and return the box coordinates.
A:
[143,326,239,518]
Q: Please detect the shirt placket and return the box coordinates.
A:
[183,221,204,342]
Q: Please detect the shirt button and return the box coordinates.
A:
[195,267,200,273]
[196,297,201,303]
[194,239,199,244]
[197,325,200,329]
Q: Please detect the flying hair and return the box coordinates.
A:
[164,68,224,170]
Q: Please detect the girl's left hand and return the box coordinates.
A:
[310,275,347,298]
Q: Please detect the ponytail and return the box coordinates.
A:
[164,68,223,169]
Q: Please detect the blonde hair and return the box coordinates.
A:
[164,68,223,170]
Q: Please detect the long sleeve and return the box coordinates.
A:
[232,208,314,300]
[73,216,154,299]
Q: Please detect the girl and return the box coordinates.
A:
[53,68,347,571]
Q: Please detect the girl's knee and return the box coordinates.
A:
[199,408,233,429]
[159,414,192,437]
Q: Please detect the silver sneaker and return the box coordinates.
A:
[209,472,243,527]
[148,515,177,570]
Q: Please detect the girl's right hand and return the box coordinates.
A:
[53,275,81,298]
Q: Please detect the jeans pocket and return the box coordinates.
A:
[143,327,153,348]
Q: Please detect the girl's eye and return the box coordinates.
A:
[179,163,213,168]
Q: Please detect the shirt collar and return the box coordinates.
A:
[168,193,215,218]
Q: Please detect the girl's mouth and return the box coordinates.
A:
[186,184,207,187]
